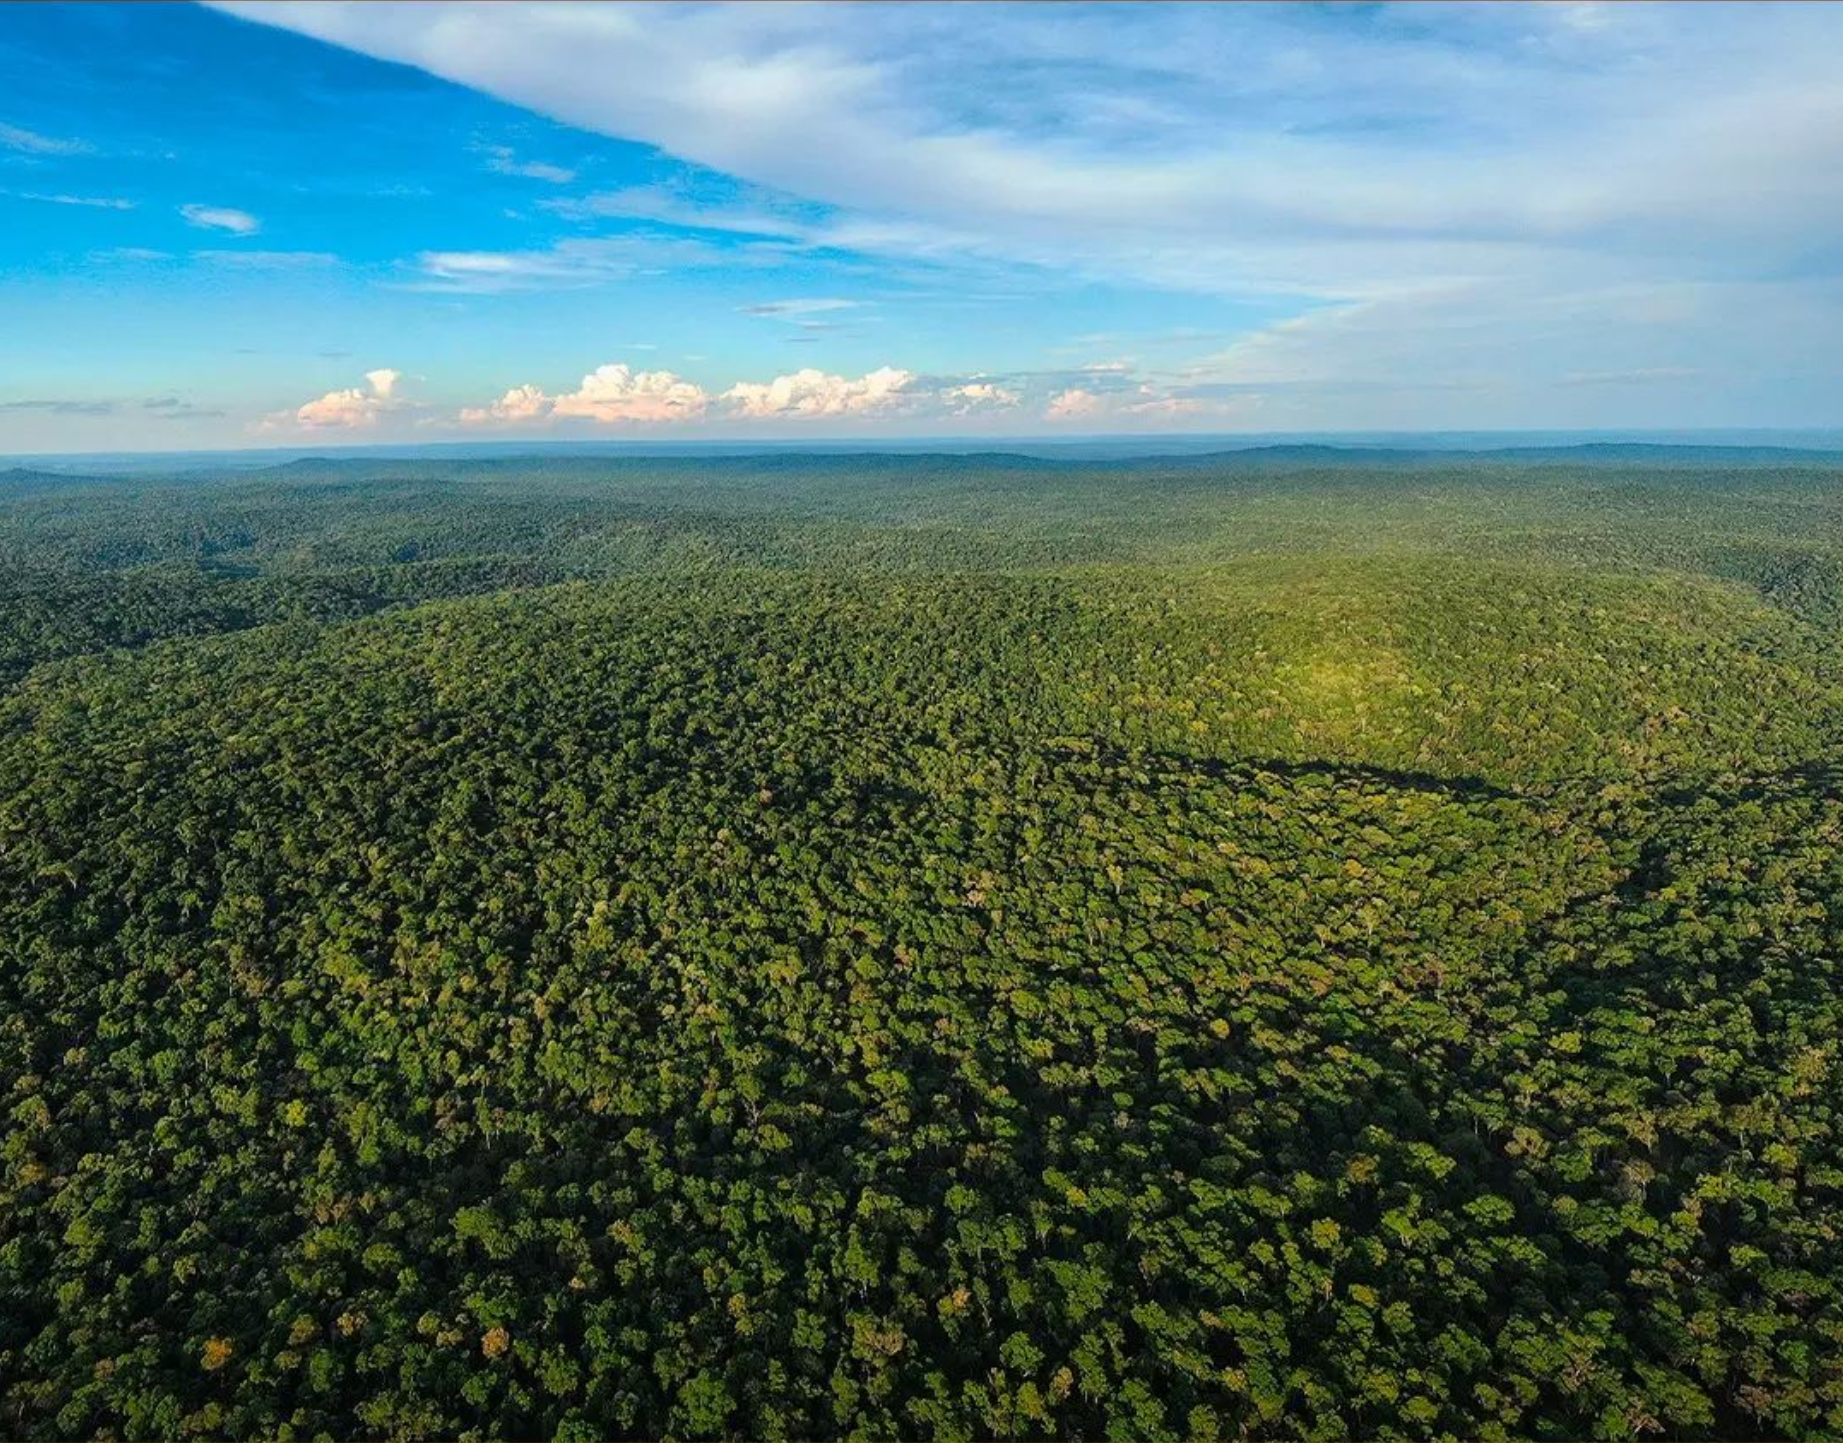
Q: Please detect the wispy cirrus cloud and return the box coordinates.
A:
[179,203,260,235]
[143,396,228,419]
[0,397,117,416]
[541,183,814,241]
[739,297,868,336]
[193,249,340,268]
[484,144,575,184]
[212,2,1843,293]
[739,298,859,318]
[0,121,90,155]
[409,233,748,293]
[9,190,134,209]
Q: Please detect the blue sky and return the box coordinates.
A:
[2,1,1841,452]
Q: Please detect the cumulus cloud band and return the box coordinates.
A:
[451,363,1044,429]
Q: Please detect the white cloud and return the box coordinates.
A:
[722,366,914,419]
[484,145,576,183]
[455,366,710,427]
[739,298,860,318]
[215,2,1843,428]
[0,122,90,155]
[1162,273,1843,429]
[10,191,134,209]
[544,184,813,240]
[457,363,1033,429]
[551,363,708,424]
[1045,388,1102,421]
[1038,376,1251,428]
[940,381,1020,413]
[461,356,1237,432]
[286,367,403,428]
[206,4,1843,292]
[1124,385,1207,418]
[458,382,552,425]
[410,234,740,293]
[193,249,340,268]
[0,398,116,416]
[180,204,260,235]
[294,387,381,428]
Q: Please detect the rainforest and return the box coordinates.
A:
[1,447,1840,1441]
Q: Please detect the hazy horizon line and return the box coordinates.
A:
[10,425,1843,469]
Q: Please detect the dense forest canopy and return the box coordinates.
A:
[1,449,1839,1440]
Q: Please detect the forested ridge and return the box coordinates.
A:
[1,452,1840,1440]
